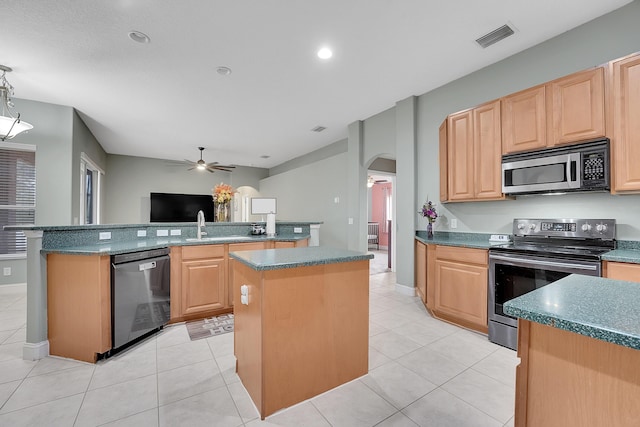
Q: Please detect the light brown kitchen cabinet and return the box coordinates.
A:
[415,240,427,302]
[439,119,448,202]
[433,245,488,333]
[444,100,504,202]
[181,245,226,316]
[502,85,547,154]
[603,261,640,283]
[426,244,436,310]
[549,67,605,145]
[610,52,640,193]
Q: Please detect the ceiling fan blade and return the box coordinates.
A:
[187,167,196,171]
[183,159,198,165]
[205,168,216,173]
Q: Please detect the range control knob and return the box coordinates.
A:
[517,223,525,230]
[528,224,536,230]
[596,223,608,233]
[581,223,592,232]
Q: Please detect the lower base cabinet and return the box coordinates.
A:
[417,244,488,333]
[603,261,640,283]
[171,239,309,322]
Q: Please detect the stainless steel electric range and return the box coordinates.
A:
[488,218,616,350]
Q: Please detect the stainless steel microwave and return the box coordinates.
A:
[502,139,610,195]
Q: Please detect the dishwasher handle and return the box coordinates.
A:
[112,247,170,265]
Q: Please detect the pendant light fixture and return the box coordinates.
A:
[0,65,33,141]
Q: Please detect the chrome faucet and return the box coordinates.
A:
[197,210,207,240]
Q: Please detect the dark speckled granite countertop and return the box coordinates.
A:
[504,275,640,350]
[415,231,498,249]
[229,246,373,271]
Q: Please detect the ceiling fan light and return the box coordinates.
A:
[1,66,33,141]
[197,163,206,170]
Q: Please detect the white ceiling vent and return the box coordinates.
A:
[311,126,326,132]
[476,24,515,48]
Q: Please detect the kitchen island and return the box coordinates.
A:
[229,246,373,419]
[5,222,316,362]
[504,275,640,427]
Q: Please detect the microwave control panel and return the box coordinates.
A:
[581,150,607,183]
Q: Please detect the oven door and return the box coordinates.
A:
[488,252,600,328]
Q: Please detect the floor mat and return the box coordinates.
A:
[186,314,234,341]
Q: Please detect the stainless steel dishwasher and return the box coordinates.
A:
[111,248,171,351]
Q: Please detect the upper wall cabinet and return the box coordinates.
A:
[502,68,606,155]
[549,67,605,145]
[610,52,640,193]
[502,85,547,154]
[444,101,504,202]
[439,120,448,202]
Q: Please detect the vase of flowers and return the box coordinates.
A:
[212,183,234,222]
[418,200,438,239]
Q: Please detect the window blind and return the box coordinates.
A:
[0,144,36,257]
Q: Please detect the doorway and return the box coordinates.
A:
[367,173,395,275]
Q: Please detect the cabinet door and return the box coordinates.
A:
[182,258,226,315]
[439,119,448,202]
[473,100,503,199]
[415,241,427,302]
[295,238,309,248]
[447,110,474,200]
[611,53,640,193]
[426,244,436,310]
[604,261,640,283]
[502,85,547,154]
[550,67,605,145]
[434,259,487,330]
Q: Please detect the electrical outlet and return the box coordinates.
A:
[3,267,10,276]
[156,229,169,237]
[170,229,181,236]
[348,218,354,225]
[451,219,458,229]
[293,227,302,233]
[137,230,147,237]
[99,232,112,240]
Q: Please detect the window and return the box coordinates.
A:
[80,153,103,225]
[0,142,36,259]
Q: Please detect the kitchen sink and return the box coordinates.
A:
[185,236,254,242]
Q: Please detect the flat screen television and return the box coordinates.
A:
[150,192,215,223]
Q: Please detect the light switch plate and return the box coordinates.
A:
[490,234,511,242]
[137,230,147,237]
[170,229,181,236]
[156,229,169,237]
[294,227,302,233]
[451,219,458,229]
[99,232,111,240]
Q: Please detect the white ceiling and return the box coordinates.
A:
[1,0,631,169]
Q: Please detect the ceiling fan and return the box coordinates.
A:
[184,147,236,173]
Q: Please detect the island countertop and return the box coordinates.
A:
[229,246,373,271]
[503,274,640,350]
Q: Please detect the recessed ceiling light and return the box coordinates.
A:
[260,155,270,159]
[311,126,327,132]
[317,47,333,59]
[128,31,150,44]
[216,66,232,76]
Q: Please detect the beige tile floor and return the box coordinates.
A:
[0,258,517,427]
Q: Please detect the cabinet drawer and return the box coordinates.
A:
[182,244,225,260]
[435,245,487,266]
[229,242,269,252]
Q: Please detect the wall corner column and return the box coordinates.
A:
[347,120,367,252]
[395,96,417,290]
[22,230,49,360]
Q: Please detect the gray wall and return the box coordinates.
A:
[104,154,269,224]
[416,0,640,239]
[1,99,74,285]
[260,152,349,249]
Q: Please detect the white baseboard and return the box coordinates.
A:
[395,284,416,296]
[23,341,49,361]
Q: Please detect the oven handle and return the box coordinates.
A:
[489,254,598,271]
